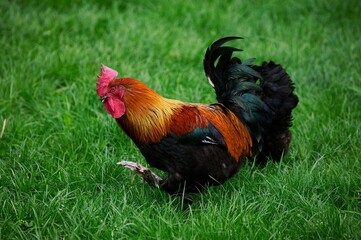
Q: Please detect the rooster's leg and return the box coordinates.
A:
[117,161,163,188]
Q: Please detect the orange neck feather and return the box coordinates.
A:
[115,78,182,143]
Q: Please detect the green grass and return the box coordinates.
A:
[1,0,360,239]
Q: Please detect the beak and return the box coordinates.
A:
[100,95,108,102]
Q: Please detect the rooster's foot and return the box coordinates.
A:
[117,161,162,188]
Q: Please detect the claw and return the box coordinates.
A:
[117,161,163,188]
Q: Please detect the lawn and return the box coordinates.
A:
[1,0,360,239]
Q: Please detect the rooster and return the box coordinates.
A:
[96,37,298,194]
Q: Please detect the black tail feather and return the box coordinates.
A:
[253,61,299,163]
[203,37,298,163]
[203,36,243,99]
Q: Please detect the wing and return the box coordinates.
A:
[169,103,252,160]
[169,104,227,147]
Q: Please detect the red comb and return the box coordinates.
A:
[96,64,118,96]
